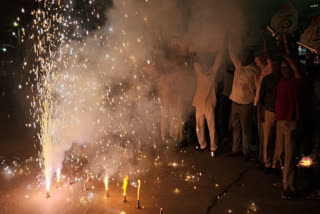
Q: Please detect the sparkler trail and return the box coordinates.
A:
[26,0,106,195]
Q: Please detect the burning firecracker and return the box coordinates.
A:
[122,175,129,203]
[298,156,314,168]
[104,175,109,198]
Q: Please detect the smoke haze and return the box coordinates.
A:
[39,0,279,183]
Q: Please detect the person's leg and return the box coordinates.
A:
[196,109,207,149]
[283,121,297,192]
[258,119,264,164]
[239,103,253,156]
[205,106,217,151]
[231,102,241,154]
[272,121,285,169]
[263,110,276,168]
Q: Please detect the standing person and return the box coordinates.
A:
[257,57,281,173]
[193,50,223,154]
[253,55,270,163]
[228,47,259,160]
[143,61,175,140]
[255,31,273,164]
[272,54,309,199]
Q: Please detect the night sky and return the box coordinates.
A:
[0,0,33,42]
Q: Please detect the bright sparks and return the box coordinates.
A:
[57,169,61,185]
[137,179,141,201]
[298,156,313,168]
[123,175,129,196]
[104,175,109,191]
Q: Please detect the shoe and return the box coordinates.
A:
[281,189,294,200]
[197,146,208,152]
[211,149,220,156]
[264,167,272,174]
[272,180,281,188]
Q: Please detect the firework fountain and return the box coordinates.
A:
[26,0,168,199]
[15,0,249,212]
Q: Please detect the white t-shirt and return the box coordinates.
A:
[193,63,216,109]
[229,64,259,105]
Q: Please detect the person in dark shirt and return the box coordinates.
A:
[258,58,281,173]
[273,54,309,199]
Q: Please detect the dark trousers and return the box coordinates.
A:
[231,102,253,155]
[216,95,232,140]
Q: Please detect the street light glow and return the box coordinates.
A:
[13,21,19,27]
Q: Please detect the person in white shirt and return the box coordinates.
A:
[193,50,224,153]
[229,46,259,159]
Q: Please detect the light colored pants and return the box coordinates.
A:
[272,120,297,192]
[161,104,183,141]
[231,102,253,155]
[262,110,276,168]
[195,106,217,151]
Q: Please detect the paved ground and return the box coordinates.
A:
[0,117,320,214]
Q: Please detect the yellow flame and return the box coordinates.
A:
[123,176,129,196]
[104,175,109,191]
[137,179,141,200]
[300,157,313,167]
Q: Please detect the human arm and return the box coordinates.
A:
[283,33,291,56]
[212,49,224,77]
[193,62,201,77]
[262,29,270,59]
[284,55,302,79]
[228,43,241,69]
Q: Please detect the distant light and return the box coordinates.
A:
[2,47,7,52]
[21,8,25,13]
[311,4,319,8]
[18,84,22,89]
[13,21,19,27]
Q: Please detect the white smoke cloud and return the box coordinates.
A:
[43,0,251,183]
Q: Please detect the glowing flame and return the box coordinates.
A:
[46,181,50,192]
[41,94,53,193]
[299,157,313,168]
[123,175,129,196]
[104,175,109,191]
[57,168,61,184]
[137,179,141,200]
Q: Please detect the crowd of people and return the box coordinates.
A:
[145,29,320,200]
